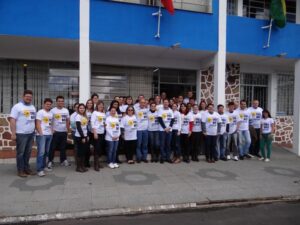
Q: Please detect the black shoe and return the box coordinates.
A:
[245,154,251,159]
[137,160,141,164]
[239,156,244,160]
[160,159,164,164]
[155,159,159,163]
[116,159,123,164]
[256,153,262,158]
[186,159,190,163]
[195,157,199,162]
[143,159,148,163]
[167,159,173,164]
[221,157,227,161]
[151,159,155,163]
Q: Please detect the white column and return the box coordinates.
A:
[237,0,243,16]
[293,60,300,156]
[196,70,202,102]
[296,0,300,24]
[79,0,91,103]
[214,0,227,106]
[268,73,277,117]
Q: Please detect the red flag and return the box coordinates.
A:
[161,0,175,15]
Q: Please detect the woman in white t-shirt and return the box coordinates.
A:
[105,107,121,169]
[91,100,106,171]
[259,109,275,162]
[120,106,137,164]
[85,99,94,168]
[75,104,89,173]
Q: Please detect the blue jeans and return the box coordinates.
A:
[148,131,160,160]
[136,130,148,161]
[36,135,53,172]
[16,133,35,172]
[216,133,227,159]
[159,131,172,161]
[171,130,181,157]
[238,130,251,156]
[106,140,119,164]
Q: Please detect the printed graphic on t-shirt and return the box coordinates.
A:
[149,115,155,122]
[81,117,88,126]
[194,118,201,125]
[162,113,167,120]
[97,116,103,122]
[42,117,50,124]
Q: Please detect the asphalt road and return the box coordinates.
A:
[19,202,300,225]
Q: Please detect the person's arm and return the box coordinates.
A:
[9,118,17,141]
[66,118,71,133]
[271,121,275,134]
[201,122,206,134]
[76,121,85,139]
[36,120,43,136]
[158,117,166,129]
[169,118,175,128]
[226,124,230,133]
[217,122,221,134]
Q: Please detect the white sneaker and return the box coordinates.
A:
[45,167,52,172]
[258,157,265,161]
[47,161,53,170]
[227,155,231,160]
[113,163,119,168]
[265,158,270,162]
[37,171,46,177]
[108,163,115,169]
[61,160,71,167]
[233,156,239,161]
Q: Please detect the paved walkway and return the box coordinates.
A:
[0,146,300,223]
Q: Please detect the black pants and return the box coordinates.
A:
[190,132,201,159]
[49,132,67,163]
[84,132,93,165]
[205,135,217,160]
[93,133,105,156]
[250,128,261,156]
[124,140,137,161]
[75,137,89,159]
[180,134,190,159]
[148,131,160,161]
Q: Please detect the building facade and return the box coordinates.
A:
[0,0,299,158]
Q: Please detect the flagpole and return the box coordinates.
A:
[261,18,273,48]
[152,1,162,38]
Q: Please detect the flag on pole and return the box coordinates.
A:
[161,0,174,15]
[270,0,286,28]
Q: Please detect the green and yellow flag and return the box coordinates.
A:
[270,0,286,28]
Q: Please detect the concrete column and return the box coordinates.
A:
[268,73,277,117]
[196,70,202,102]
[293,60,300,156]
[237,0,243,16]
[214,0,227,106]
[296,0,300,24]
[79,0,91,103]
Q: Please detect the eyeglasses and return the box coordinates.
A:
[128,109,134,111]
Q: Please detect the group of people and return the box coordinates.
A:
[9,90,275,177]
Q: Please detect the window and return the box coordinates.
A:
[240,73,268,109]
[277,74,294,116]
[112,0,213,13]
[227,0,237,15]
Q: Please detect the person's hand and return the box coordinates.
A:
[177,131,180,136]
[112,137,118,141]
[203,132,207,136]
[82,138,86,144]
[188,132,192,137]
[11,133,16,141]
[94,133,98,140]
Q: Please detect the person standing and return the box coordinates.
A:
[85,99,94,167]
[148,103,160,162]
[9,90,37,177]
[248,100,263,157]
[70,103,79,166]
[35,98,54,177]
[158,99,174,163]
[48,96,70,169]
[201,104,221,163]
[135,98,149,163]
[189,104,202,161]
[216,104,229,161]
[105,107,121,169]
[171,103,181,163]
[260,109,275,162]
[121,106,138,164]
[91,101,106,171]
[91,93,99,110]
[226,102,240,161]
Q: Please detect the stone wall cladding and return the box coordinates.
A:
[274,116,293,147]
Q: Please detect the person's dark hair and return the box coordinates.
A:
[126,105,135,114]
[96,100,104,112]
[109,100,121,114]
[85,99,94,112]
[163,99,169,103]
[228,101,235,107]
[56,95,64,101]
[91,93,99,99]
[148,97,154,102]
[240,99,247,104]
[77,103,86,116]
[217,104,224,109]
[43,98,53,104]
[262,109,272,119]
[150,102,156,107]
[73,102,79,108]
[23,90,33,96]
[207,103,214,108]
[179,103,189,115]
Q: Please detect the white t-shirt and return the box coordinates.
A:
[120,105,128,113]
[236,108,250,131]
[180,113,193,134]
[70,112,78,132]
[9,102,36,134]
[75,114,88,137]
[158,108,174,131]
[156,104,163,111]
[120,115,137,140]
[36,109,53,136]
[148,111,159,131]
[189,111,202,132]
[135,105,149,131]
[50,107,70,132]
[105,116,121,141]
[248,107,263,129]
[202,111,221,136]
[218,113,229,135]
[172,111,181,131]
[91,111,106,134]
[261,118,274,134]
[226,111,240,134]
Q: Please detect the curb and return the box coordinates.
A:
[1,195,300,224]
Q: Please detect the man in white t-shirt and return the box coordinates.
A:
[48,96,70,169]
[248,99,263,157]
[216,104,229,161]
[226,102,240,161]
[35,98,54,177]
[9,90,36,177]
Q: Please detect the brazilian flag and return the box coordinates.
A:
[270,0,286,28]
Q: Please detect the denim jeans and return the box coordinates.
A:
[238,130,251,156]
[205,135,218,161]
[216,133,228,159]
[49,132,67,163]
[16,133,35,172]
[136,130,148,161]
[226,132,239,156]
[36,135,53,172]
[171,130,181,157]
[159,131,172,161]
[106,140,119,164]
[148,131,160,160]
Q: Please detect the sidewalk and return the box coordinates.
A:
[0,146,300,223]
